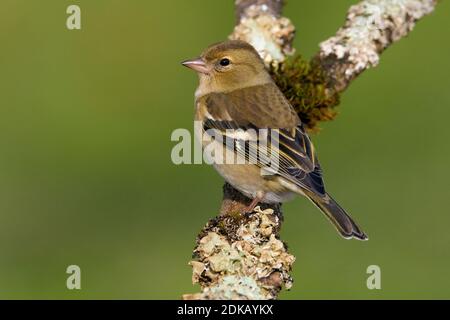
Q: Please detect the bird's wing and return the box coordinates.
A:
[200,83,325,196]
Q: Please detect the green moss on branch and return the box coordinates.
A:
[270,56,340,132]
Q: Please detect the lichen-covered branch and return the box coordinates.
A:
[182,204,294,300]
[230,0,295,65]
[184,0,438,300]
[183,184,294,300]
[235,0,284,21]
[315,0,437,93]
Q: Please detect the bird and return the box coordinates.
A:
[182,40,367,240]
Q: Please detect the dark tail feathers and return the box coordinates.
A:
[307,192,368,241]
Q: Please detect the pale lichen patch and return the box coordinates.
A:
[230,4,295,65]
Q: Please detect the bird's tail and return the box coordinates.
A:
[306,192,368,241]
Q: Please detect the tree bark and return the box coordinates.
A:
[315,0,437,94]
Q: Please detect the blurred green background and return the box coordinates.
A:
[0,0,449,299]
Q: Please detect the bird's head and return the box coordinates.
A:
[182,40,272,96]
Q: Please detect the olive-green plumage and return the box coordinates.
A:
[182,40,367,240]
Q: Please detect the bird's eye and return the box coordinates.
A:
[219,58,230,66]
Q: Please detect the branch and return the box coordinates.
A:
[183,201,294,300]
[315,0,437,93]
[183,0,437,300]
[235,0,284,21]
[230,0,295,65]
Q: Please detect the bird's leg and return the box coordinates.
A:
[244,192,265,214]
[244,197,260,213]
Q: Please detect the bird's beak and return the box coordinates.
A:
[181,58,209,74]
